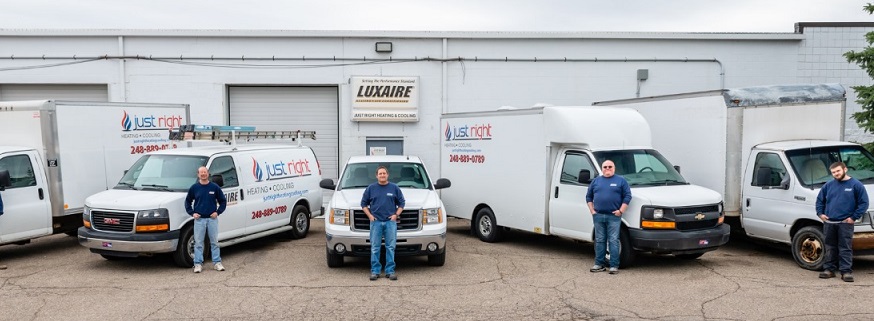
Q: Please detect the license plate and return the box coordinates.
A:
[102,242,113,248]
[698,239,709,246]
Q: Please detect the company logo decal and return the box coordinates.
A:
[121,110,184,131]
[252,157,312,182]
[444,123,492,141]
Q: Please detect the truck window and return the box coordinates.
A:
[560,153,596,185]
[208,156,239,188]
[786,145,874,187]
[0,155,36,188]
[751,153,787,187]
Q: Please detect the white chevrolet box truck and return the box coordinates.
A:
[0,100,188,246]
[440,106,729,266]
[595,83,874,270]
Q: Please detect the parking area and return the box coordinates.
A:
[0,218,873,320]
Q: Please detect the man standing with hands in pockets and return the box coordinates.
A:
[361,166,405,281]
[587,160,632,275]
[185,166,227,273]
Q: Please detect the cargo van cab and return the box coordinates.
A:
[79,144,322,267]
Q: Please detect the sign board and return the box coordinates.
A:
[351,76,419,122]
[369,146,387,156]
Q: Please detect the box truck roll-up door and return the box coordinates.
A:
[0,84,108,101]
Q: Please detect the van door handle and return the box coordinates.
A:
[38,188,44,200]
[240,188,244,201]
[554,186,559,198]
[746,198,750,207]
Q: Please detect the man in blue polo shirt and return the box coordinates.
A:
[185,166,227,274]
[361,166,405,281]
[817,161,869,282]
[586,160,632,275]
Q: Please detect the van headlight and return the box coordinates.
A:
[330,209,350,225]
[138,208,169,218]
[422,208,442,224]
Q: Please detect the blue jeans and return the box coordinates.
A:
[193,217,221,265]
[369,220,397,275]
[823,221,854,273]
[593,213,621,268]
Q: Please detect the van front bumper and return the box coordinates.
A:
[78,227,180,255]
[628,224,730,255]
[326,232,446,257]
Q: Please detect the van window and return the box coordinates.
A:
[0,154,36,188]
[116,155,208,191]
[208,156,239,188]
[752,152,787,187]
[560,153,596,185]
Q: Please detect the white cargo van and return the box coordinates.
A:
[0,100,188,246]
[320,155,451,267]
[441,106,728,266]
[596,83,874,270]
[78,126,322,267]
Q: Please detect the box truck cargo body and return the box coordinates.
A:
[0,100,189,245]
[440,106,729,266]
[595,84,874,270]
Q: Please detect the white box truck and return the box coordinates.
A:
[440,106,729,266]
[594,83,874,270]
[0,100,188,246]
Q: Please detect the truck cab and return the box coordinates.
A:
[320,155,451,267]
[0,147,52,244]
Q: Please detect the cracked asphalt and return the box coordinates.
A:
[0,218,873,321]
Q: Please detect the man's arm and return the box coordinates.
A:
[215,184,227,216]
[815,185,827,220]
[852,182,869,222]
[184,186,196,215]
[360,186,375,221]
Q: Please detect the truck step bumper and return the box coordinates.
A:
[628,224,731,254]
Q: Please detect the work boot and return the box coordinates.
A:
[841,273,855,282]
[819,270,835,279]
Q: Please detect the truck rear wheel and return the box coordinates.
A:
[792,226,825,271]
[427,251,446,266]
[326,248,344,268]
[173,225,195,268]
[473,208,502,243]
[286,205,310,239]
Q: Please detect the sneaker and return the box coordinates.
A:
[388,273,398,281]
[193,264,202,273]
[214,262,225,271]
[819,270,835,279]
[369,274,379,281]
[608,267,619,274]
[589,265,606,273]
[841,273,855,282]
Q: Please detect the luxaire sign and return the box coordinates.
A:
[351,76,419,122]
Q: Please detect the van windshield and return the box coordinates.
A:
[592,149,688,186]
[338,162,432,190]
[115,155,209,192]
[786,145,874,188]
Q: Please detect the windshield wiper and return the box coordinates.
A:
[115,182,137,190]
[140,184,171,191]
[660,179,689,185]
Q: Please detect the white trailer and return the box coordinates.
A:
[595,84,874,270]
[441,106,728,266]
[0,100,189,245]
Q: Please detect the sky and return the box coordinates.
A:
[0,0,871,33]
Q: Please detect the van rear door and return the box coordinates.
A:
[0,151,52,242]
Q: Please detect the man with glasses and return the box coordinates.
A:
[586,160,631,274]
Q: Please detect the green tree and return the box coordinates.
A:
[844,3,874,138]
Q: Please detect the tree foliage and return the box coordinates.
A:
[844,4,874,134]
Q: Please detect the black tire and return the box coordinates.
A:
[173,225,195,268]
[100,254,132,261]
[287,205,311,239]
[427,251,446,266]
[326,247,344,268]
[473,208,502,243]
[606,227,637,268]
[64,230,78,237]
[676,253,705,260]
[792,225,825,271]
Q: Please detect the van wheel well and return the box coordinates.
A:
[295,199,311,217]
[790,219,822,238]
[470,204,491,234]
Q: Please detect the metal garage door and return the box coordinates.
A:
[0,84,108,101]
[228,86,340,185]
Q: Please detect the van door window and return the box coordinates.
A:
[751,153,787,187]
[208,156,239,188]
[560,153,596,185]
[0,155,36,188]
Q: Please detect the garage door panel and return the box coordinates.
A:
[0,84,108,101]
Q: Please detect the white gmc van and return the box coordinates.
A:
[79,144,322,267]
[320,155,451,267]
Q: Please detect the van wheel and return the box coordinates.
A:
[173,225,195,268]
[792,226,825,271]
[676,253,705,260]
[427,251,446,266]
[473,208,502,243]
[287,205,310,239]
[606,227,636,268]
[326,248,344,268]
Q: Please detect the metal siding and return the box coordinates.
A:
[0,84,108,101]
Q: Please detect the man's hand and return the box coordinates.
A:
[193,213,201,219]
[210,212,218,219]
[391,214,399,222]
[819,214,828,222]
[612,210,622,217]
[367,214,375,221]
[845,217,855,224]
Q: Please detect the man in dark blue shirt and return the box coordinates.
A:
[816,161,869,282]
[586,160,632,274]
[185,166,227,273]
[361,166,405,281]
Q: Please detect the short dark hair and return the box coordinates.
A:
[830,162,846,170]
[375,165,388,174]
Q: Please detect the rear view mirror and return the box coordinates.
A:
[319,178,336,190]
[755,167,772,187]
[578,169,592,184]
[0,170,9,191]
[434,178,451,189]
[210,174,224,187]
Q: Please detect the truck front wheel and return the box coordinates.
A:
[792,226,825,271]
[473,208,502,243]
[326,248,344,268]
[427,251,446,266]
[286,205,310,239]
[173,226,195,268]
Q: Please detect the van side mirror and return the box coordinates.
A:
[210,174,224,187]
[754,167,772,187]
[673,165,681,174]
[578,169,592,184]
[0,170,10,191]
[434,178,451,189]
[319,178,336,190]
[779,174,791,190]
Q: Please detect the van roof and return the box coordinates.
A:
[149,144,311,157]
[346,155,423,164]
[755,140,857,151]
